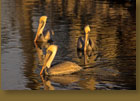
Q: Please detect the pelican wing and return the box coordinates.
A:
[77,37,84,50]
[48,61,82,75]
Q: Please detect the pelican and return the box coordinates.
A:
[34,16,54,43]
[77,25,96,51]
[40,45,82,75]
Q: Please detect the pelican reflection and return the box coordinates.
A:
[40,74,81,90]
[77,49,99,67]
[40,74,97,90]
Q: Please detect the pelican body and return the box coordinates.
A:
[37,30,54,43]
[77,25,96,51]
[34,16,54,43]
[40,45,82,75]
[77,36,93,51]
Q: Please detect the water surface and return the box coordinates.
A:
[1,0,136,90]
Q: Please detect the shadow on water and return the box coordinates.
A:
[1,0,136,90]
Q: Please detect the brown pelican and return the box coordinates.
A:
[40,45,82,75]
[77,25,96,51]
[34,16,54,43]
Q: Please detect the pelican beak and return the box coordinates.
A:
[34,16,47,42]
[84,25,90,34]
[36,24,42,41]
[40,50,52,75]
[40,45,58,75]
[34,23,43,42]
[84,25,90,51]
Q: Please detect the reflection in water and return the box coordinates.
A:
[40,75,55,90]
[77,50,98,67]
[34,42,53,65]
[78,76,97,90]
[40,73,97,90]
[1,0,136,90]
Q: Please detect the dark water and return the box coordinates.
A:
[1,0,136,90]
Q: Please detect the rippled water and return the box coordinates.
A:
[1,0,136,90]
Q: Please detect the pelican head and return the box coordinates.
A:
[84,25,90,34]
[40,45,58,75]
[34,16,48,42]
[39,16,47,23]
[45,45,58,68]
[38,16,47,34]
[84,25,90,51]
